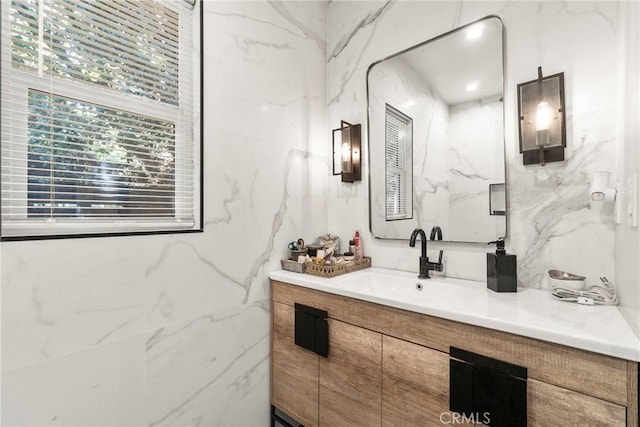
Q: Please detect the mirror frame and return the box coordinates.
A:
[366,15,508,243]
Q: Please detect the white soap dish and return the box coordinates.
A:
[548,269,586,291]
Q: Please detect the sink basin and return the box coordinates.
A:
[331,268,482,303]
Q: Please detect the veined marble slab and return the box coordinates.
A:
[326,0,619,291]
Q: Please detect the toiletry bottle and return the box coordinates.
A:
[487,238,517,292]
[354,231,363,260]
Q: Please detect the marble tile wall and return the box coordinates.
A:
[326,1,620,289]
[1,1,327,425]
[1,2,636,426]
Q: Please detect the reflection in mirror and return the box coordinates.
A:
[367,16,506,243]
[385,104,413,221]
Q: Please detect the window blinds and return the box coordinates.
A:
[385,104,412,221]
[2,0,200,237]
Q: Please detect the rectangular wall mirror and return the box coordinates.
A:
[367,16,506,243]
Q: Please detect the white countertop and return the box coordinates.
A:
[270,267,640,362]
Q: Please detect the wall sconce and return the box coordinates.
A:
[332,120,361,183]
[517,66,566,166]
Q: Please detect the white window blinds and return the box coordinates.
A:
[2,0,201,238]
[385,104,412,221]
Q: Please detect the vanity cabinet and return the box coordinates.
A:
[271,280,638,427]
[272,301,382,427]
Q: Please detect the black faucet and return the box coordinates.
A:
[430,225,444,267]
[409,227,444,279]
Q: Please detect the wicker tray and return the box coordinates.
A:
[304,257,371,278]
[281,259,305,273]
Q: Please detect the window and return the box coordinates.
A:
[385,104,412,221]
[1,0,202,239]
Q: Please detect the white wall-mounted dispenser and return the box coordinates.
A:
[590,171,617,202]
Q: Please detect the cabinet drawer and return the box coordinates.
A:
[528,378,626,426]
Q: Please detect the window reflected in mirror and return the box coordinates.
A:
[385,104,413,221]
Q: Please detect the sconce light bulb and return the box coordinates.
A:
[536,101,552,131]
[342,142,351,160]
[341,141,352,173]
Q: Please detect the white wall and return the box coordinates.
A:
[614,0,640,337]
[327,1,619,289]
[1,1,327,425]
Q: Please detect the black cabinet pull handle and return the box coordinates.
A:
[294,303,329,357]
[449,347,527,427]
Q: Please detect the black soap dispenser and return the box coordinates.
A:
[487,238,517,292]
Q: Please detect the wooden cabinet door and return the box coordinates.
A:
[319,319,382,427]
[528,378,626,427]
[271,301,319,427]
[382,335,456,426]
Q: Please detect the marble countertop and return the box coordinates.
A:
[270,267,640,362]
